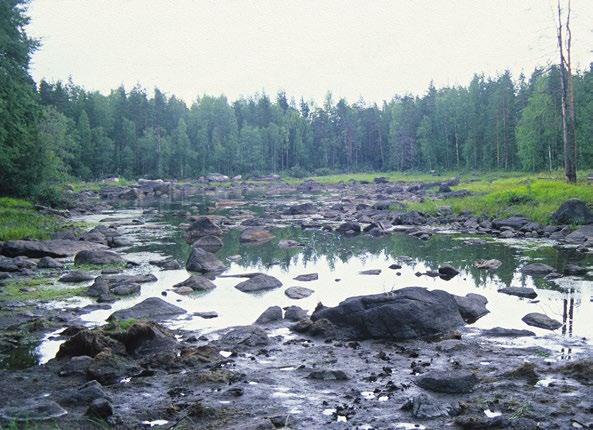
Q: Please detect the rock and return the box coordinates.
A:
[235,274,282,292]
[307,370,349,380]
[278,239,302,248]
[194,311,218,319]
[564,225,593,243]
[108,297,186,321]
[453,293,489,323]
[336,221,361,235]
[86,398,113,418]
[565,263,587,275]
[1,239,107,258]
[482,327,536,337]
[186,216,222,241]
[520,263,555,275]
[522,312,562,330]
[474,259,502,270]
[360,269,381,275]
[293,273,318,282]
[186,246,226,273]
[58,380,111,406]
[173,286,194,295]
[388,263,402,270]
[285,286,314,299]
[415,370,478,394]
[0,257,19,272]
[552,198,593,225]
[59,271,95,283]
[109,237,133,248]
[284,305,308,321]
[401,393,449,419]
[239,227,274,244]
[56,329,118,359]
[173,275,216,291]
[255,306,283,324]
[111,282,140,296]
[438,265,459,280]
[121,321,178,355]
[87,350,132,385]
[505,362,539,385]
[193,235,223,253]
[218,325,269,348]
[0,400,68,422]
[498,287,537,299]
[285,202,316,215]
[150,258,181,270]
[311,287,465,340]
[74,249,125,266]
[37,256,64,269]
[492,216,529,230]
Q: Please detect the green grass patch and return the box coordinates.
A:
[406,172,593,224]
[74,262,127,271]
[0,205,60,241]
[0,278,86,302]
[68,177,132,193]
[105,318,138,332]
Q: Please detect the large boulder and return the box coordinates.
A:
[1,239,107,258]
[108,297,186,321]
[453,293,489,323]
[120,321,179,356]
[239,227,274,244]
[552,199,593,225]
[186,246,226,273]
[520,263,555,276]
[235,274,282,293]
[254,306,283,324]
[193,235,223,253]
[74,250,125,266]
[311,287,466,340]
[186,216,222,242]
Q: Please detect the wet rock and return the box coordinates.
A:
[474,259,502,270]
[565,263,587,275]
[86,398,113,419]
[121,321,178,355]
[235,274,282,293]
[336,221,361,235]
[173,275,216,291]
[194,311,218,319]
[0,257,19,272]
[278,239,302,248]
[360,269,381,275]
[492,216,529,230]
[455,416,511,429]
[522,312,562,330]
[284,305,308,321]
[482,327,535,337]
[498,287,537,299]
[150,258,181,270]
[565,225,593,243]
[438,264,459,280]
[108,297,186,321]
[111,282,140,296]
[218,325,269,348]
[58,380,111,405]
[285,202,316,215]
[59,271,95,283]
[505,362,539,385]
[520,263,555,276]
[401,393,449,419]
[552,198,593,225]
[186,246,226,273]
[307,370,349,380]
[109,236,133,248]
[255,306,283,324]
[293,273,318,282]
[74,249,125,266]
[37,256,64,269]
[388,263,402,270]
[56,329,118,359]
[311,287,465,340]
[87,350,133,385]
[558,359,593,385]
[239,227,274,244]
[186,216,222,242]
[415,370,478,394]
[453,293,489,323]
[0,400,67,422]
[1,239,107,258]
[193,235,223,253]
[285,286,314,299]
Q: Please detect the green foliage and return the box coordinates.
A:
[0,278,86,302]
[0,201,59,241]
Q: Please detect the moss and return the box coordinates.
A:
[0,206,60,241]
[105,318,138,332]
[74,262,127,271]
[0,278,86,302]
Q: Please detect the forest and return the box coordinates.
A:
[2,0,593,200]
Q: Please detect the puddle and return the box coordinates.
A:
[484,409,502,417]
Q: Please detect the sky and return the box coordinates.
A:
[27,0,593,105]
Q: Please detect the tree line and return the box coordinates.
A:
[2,1,593,201]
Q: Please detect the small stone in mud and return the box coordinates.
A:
[294,273,318,282]
[285,286,314,299]
[498,287,537,299]
[307,370,349,381]
[360,269,381,275]
[415,370,478,394]
[522,312,562,330]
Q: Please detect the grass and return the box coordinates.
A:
[68,177,132,193]
[0,278,86,302]
[105,318,138,331]
[0,198,60,241]
[74,262,127,270]
[405,172,593,224]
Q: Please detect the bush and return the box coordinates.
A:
[286,166,310,178]
[33,184,73,208]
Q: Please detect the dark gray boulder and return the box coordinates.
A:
[217,325,269,349]
[285,286,314,299]
[173,275,216,291]
[59,271,95,283]
[438,265,459,280]
[254,306,283,324]
[522,313,562,330]
[37,256,64,269]
[284,305,308,321]
[492,216,529,230]
[284,202,316,215]
[498,287,537,299]
[552,199,593,225]
[520,263,555,276]
[293,273,318,282]
[235,274,282,293]
[193,235,223,253]
[186,246,226,273]
[482,327,535,337]
[415,370,478,394]
[311,287,466,340]
[86,398,113,419]
[564,225,593,243]
[74,250,125,266]
[453,293,489,323]
[186,216,222,242]
[1,239,107,258]
[307,370,349,381]
[108,297,186,321]
[401,393,449,419]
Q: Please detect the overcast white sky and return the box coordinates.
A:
[27,0,593,105]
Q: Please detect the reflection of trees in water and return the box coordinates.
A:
[561,288,577,360]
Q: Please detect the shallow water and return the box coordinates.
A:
[18,197,593,366]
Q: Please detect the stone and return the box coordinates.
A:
[239,227,274,244]
[564,225,593,243]
[173,275,216,291]
[284,305,308,321]
[498,287,538,299]
[121,321,178,355]
[173,286,194,295]
[522,312,562,330]
[186,216,222,241]
[438,265,459,280]
[255,306,283,324]
[520,263,555,276]
[86,398,113,418]
[56,329,118,359]
[37,256,64,269]
[285,286,314,299]
[1,239,107,258]
[284,202,316,215]
[552,199,593,225]
[217,325,269,348]
[401,393,449,419]
[307,370,349,380]
[0,400,67,422]
[74,249,125,266]
[453,293,489,323]
[111,282,140,296]
[186,246,226,273]
[108,297,186,321]
[492,216,529,230]
[59,271,95,283]
[482,327,536,337]
[415,370,478,394]
[150,258,181,270]
[293,273,318,282]
[278,239,302,248]
[235,274,282,292]
[389,263,402,270]
[565,263,587,275]
[336,221,361,235]
[193,235,223,253]
[87,351,133,385]
[360,269,381,275]
[474,259,502,269]
[311,287,465,340]
[194,311,218,319]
